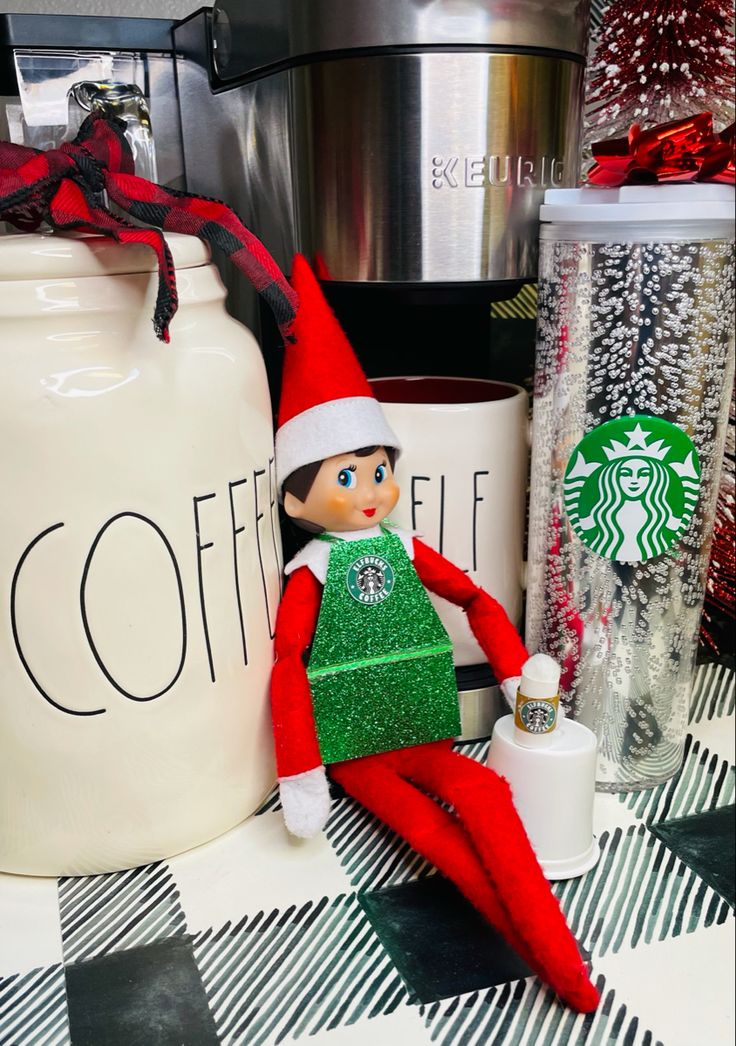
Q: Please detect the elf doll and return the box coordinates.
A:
[270,256,599,1013]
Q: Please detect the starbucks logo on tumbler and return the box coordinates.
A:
[563,416,701,563]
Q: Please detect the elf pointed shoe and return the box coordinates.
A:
[560,965,600,1013]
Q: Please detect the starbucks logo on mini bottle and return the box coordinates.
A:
[346,554,395,605]
[563,416,701,563]
[517,699,557,734]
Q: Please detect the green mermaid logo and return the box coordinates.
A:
[564,416,701,563]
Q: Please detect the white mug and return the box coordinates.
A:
[370,377,529,668]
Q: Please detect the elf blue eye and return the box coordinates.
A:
[375,464,386,484]
[337,468,356,488]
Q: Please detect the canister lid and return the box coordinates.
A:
[0,231,210,281]
[540,185,736,224]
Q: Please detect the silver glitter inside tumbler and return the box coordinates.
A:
[526,185,735,791]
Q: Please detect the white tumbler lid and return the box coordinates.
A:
[540,184,735,224]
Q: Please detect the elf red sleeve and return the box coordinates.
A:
[271,565,324,778]
[412,537,528,683]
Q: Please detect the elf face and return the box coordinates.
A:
[284,447,400,533]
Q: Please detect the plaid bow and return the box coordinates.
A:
[0,112,298,343]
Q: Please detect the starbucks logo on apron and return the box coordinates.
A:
[346,554,395,605]
[563,415,701,563]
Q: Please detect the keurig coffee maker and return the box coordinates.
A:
[173,0,591,738]
[174,0,590,370]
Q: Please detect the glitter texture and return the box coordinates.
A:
[307,530,460,764]
[527,234,735,791]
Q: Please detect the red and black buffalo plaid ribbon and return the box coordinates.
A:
[0,112,298,343]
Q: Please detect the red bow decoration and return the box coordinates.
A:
[0,113,298,343]
[587,112,735,187]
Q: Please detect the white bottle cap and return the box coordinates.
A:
[520,657,561,699]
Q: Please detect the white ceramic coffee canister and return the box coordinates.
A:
[371,377,528,666]
[0,232,280,876]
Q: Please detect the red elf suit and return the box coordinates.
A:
[271,256,599,1014]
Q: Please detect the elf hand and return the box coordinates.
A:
[500,676,520,710]
[500,652,563,713]
[278,766,332,838]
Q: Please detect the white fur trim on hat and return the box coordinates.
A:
[276,395,401,494]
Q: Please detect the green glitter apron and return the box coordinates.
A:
[307,526,461,764]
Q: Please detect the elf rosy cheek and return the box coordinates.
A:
[328,491,353,515]
[383,480,400,513]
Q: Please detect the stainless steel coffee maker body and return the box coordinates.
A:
[174,0,590,288]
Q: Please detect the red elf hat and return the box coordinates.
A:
[275,255,401,492]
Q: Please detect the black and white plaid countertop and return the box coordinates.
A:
[1,662,733,1046]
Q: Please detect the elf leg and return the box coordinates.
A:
[331,751,539,971]
[397,742,598,1013]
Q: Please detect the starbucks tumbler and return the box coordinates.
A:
[526,185,735,791]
